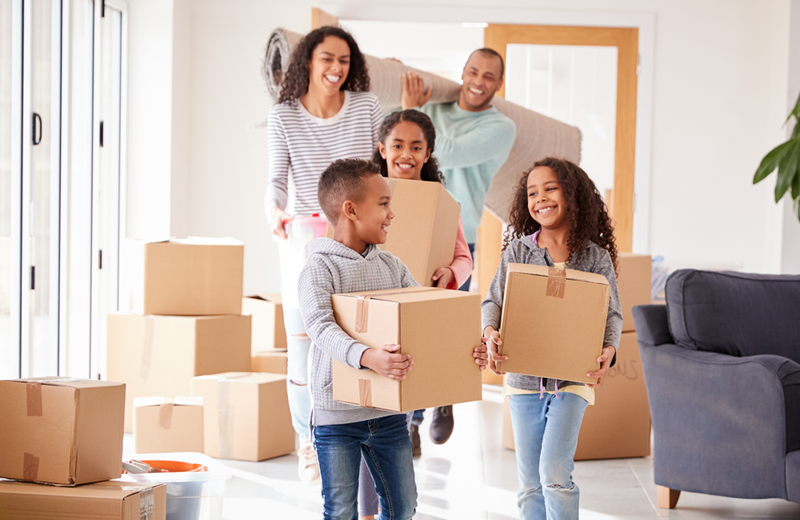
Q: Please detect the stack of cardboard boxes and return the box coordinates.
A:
[0,377,168,518]
[502,253,653,461]
[244,293,288,374]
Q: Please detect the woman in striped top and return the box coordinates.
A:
[265,26,381,486]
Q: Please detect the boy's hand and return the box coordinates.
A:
[401,72,433,110]
[360,344,413,381]
[482,326,507,375]
[586,346,616,388]
[269,206,291,240]
[473,343,489,370]
[432,267,455,289]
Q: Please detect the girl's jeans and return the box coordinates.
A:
[283,306,312,439]
[313,414,417,520]
[509,392,588,520]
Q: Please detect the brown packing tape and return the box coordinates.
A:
[358,379,373,408]
[140,317,155,382]
[211,374,251,460]
[23,452,39,482]
[159,401,174,430]
[355,296,371,333]
[546,267,567,298]
[26,381,42,416]
[139,486,154,520]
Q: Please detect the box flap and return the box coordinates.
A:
[0,479,160,499]
[9,377,124,390]
[507,263,609,285]
[244,293,282,303]
[133,396,203,408]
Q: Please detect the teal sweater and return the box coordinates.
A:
[418,102,516,243]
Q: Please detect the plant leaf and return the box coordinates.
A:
[754,139,795,184]
[787,90,800,125]
[795,197,800,222]
[775,139,800,202]
[793,164,800,201]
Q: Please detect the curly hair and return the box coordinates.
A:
[278,27,370,104]
[372,110,445,185]
[503,157,618,273]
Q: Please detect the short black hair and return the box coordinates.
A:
[318,159,381,224]
[468,48,505,79]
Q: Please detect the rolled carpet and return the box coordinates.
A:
[262,28,581,224]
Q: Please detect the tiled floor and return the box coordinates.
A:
[124,385,800,519]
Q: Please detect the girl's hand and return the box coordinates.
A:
[360,344,414,381]
[432,267,455,289]
[269,206,292,240]
[473,343,489,371]
[482,326,507,375]
[401,72,433,110]
[586,346,616,388]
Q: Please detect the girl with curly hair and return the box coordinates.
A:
[482,157,623,520]
[264,26,381,486]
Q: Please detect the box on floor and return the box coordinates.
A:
[502,332,651,460]
[0,480,166,520]
[0,378,125,486]
[617,253,652,333]
[191,372,294,462]
[119,237,243,316]
[133,396,204,454]
[107,313,251,432]
[251,350,288,374]
[332,287,482,412]
[243,294,287,352]
[497,263,609,384]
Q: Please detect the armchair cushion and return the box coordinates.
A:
[665,270,800,363]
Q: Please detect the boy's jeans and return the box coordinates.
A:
[509,392,588,520]
[313,414,417,520]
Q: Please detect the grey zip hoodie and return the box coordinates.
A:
[298,237,419,426]
[481,235,623,393]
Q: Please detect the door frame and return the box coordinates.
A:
[319,3,654,254]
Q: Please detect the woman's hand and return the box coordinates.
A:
[483,326,507,375]
[586,346,617,388]
[432,267,455,289]
[269,206,292,240]
[401,72,433,110]
[473,342,489,371]
[360,344,413,381]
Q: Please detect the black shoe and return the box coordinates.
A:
[410,424,421,458]
[430,405,454,444]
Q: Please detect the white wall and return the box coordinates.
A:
[142,0,797,292]
[781,1,800,274]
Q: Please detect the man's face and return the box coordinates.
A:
[459,51,504,112]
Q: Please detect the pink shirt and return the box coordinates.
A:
[445,217,473,290]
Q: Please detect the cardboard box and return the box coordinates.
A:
[0,378,125,486]
[331,287,482,412]
[243,294,287,352]
[497,264,609,384]
[617,253,652,333]
[251,349,288,374]
[502,332,651,460]
[120,237,244,316]
[191,372,295,461]
[0,480,167,520]
[482,369,505,386]
[107,313,252,433]
[133,396,204,454]
[381,178,460,287]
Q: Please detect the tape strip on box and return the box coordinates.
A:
[139,487,154,520]
[23,452,39,481]
[159,401,174,430]
[356,296,371,333]
[546,267,567,298]
[26,381,43,416]
[358,379,372,408]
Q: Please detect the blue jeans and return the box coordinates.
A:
[284,307,312,439]
[313,414,417,520]
[509,392,588,520]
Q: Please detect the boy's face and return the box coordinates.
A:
[353,174,394,245]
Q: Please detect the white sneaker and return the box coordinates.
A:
[297,436,321,485]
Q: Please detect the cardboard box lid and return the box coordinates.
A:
[334,286,475,304]
[0,479,162,500]
[194,372,286,385]
[7,377,124,390]
[133,396,202,408]
[506,263,609,286]
[243,293,282,303]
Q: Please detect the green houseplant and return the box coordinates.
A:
[754,92,800,220]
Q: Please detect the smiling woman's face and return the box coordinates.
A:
[307,36,351,96]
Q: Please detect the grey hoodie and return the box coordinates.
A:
[298,237,419,426]
[481,235,623,393]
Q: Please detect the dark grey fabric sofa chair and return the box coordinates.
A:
[632,269,800,509]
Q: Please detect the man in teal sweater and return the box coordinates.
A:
[401,48,516,446]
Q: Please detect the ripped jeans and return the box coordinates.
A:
[509,392,588,520]
[284,306,312,440]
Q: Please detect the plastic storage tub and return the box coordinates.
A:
[275,214,329,308]
[119,452,231,520]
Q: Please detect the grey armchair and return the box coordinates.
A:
[632,269,800,509]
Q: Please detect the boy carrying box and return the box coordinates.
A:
[298,158,488,519]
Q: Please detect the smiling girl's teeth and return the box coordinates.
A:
[538,207,554,214]
[397,163,413,170]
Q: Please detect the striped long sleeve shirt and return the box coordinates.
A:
[265,91,383,217]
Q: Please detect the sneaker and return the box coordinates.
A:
[430,405,454,444]
[409,423,421,458]
[297,436,321,485]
